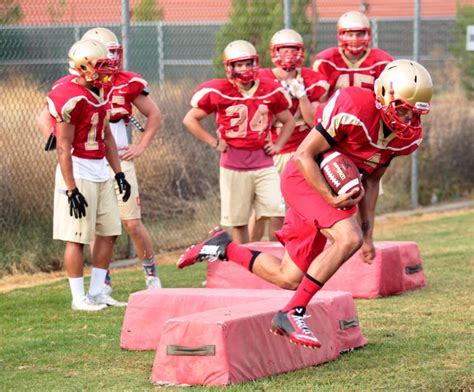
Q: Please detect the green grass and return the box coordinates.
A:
[1,211,473,391]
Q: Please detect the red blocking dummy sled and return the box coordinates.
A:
[151,297,339,386]
[206,241,426,298]
[121,288,366,353]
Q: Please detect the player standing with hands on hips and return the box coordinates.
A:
[81,27,162,293]
[41,39,131,311]
[183,40,295,244]
[178,60,433,348]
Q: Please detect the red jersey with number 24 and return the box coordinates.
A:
[47,76,109,160]
[191,78,291,150]
[316,87,422,175]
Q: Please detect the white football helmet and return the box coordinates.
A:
[82,27,122,72]
[270,29,305,70]
[337,11,371,55]
[223,40,259,84]
[68,39,114,86]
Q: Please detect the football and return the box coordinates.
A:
[319,151,362,197]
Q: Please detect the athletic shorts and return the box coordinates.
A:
[274,159,357,271]
[53,174,121,244]
[111,160,141,220]
[220,166,285,227]
[273,151,295,175]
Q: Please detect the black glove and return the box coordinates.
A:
[115,172,131,202]
[66,188,88,219]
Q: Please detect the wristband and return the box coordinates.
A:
[214,139,220,149]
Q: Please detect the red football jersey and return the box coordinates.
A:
[107,71,148,123]
[190,78,291,150]
[47,76,109,160]
[316,87,422,175]
[312,47,393,99]
[258,67,329,154]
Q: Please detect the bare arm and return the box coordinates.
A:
[293,129,363,210]
[182,107,219,147]
[265,109,295,155]
[358,165,387,263]
[104,124,122,174]
[298,95,316,127]
[120,94,161,161]
[37,106,53,139]
[56,122,76,192]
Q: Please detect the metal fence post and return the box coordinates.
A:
[121,0,136,258]
[371,19,378,48]
[157,22,164,87]
[121,0,130,71]
[284,0,292,29]
[411,0,420,209]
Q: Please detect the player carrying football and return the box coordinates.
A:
[177,60,433,348]
[183,40,295,244]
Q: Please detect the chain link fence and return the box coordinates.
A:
[1,1,472,271]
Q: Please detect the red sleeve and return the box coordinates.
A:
[316,89,354,144]
[47,85,85,125]
[303,69,329,102]
[190,82,219,114]
[126,76,147,102]
[268,89,291,114]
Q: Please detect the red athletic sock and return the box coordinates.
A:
[282,274,324,312]
[226,242,261,272]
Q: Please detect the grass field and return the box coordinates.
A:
[1,210,473,391]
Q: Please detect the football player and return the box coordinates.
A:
[177,60,433,348]
[182,40,295,244]
[42,39,132,311]
[81,27,162,292]
[312,11,393,100]
[37,28,163,292]
[249,29,330,241]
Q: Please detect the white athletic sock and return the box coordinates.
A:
[88,267,108,297]
[68,277,85,303]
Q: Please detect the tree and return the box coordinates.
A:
[214,0,313,77]
[133,0,164,22]
[451,4,474,98]
[0,0,23,24]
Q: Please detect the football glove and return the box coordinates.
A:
[115,172,131,202]
[66,188,88,219]
[287,77,307,99]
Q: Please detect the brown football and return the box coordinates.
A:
[319,151,361,196]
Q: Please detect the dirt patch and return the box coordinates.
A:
[1,209,471,294]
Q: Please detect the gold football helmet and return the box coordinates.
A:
[375,60,433,139]
[337,11,371,55]
[82,27,122,71]
[223,40,259,84]
[270,29,305,70]
[68,39,114,86]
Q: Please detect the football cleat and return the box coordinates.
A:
[71,295,107,312]
[89,293,127,307]
[145,276,162,289]
[271,307,321,349]
[102,283,113,296]
[177,227,232,269]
